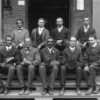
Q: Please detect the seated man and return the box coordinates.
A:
[17,38,40,95]
[60,36,83,95]
[0,35,20,95]
[84,35,100,95]
[39,37,60,95]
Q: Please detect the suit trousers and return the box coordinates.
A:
[5,64,15,88]
[39,65,58,88]
[83,65,100,87]
[17,64,35,89]
[60,65,83,88]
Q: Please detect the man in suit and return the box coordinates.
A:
[76,17,96,56]
[60,36,83,95]
[11,19,29,50]
[39,37,60,95]
[51,17,70,52]
[0,35,20,95]
[31,18,49,51]
[83,35,100,95]
[17,38,40,95]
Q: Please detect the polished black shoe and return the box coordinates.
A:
[85,87,93,95]
[48,87,54,95]
[59,87,65,95]
[76,87,81,95]
[19,88,25,95]
[25,88,31,95]
[4,88,9,95]
[0,86,4,94]
[93,86,100,94]
[41,88,47,95]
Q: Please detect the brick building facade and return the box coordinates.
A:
[0,0,99,40]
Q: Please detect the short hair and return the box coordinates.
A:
[16,19,23,25]
[5,35,13,41]
[89,34,97,39]
[70,36,77,41]
[38,18,46,23]
[25,37,31,42]
[56,17,63,22]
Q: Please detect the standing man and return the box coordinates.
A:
[76,17,96,56]
[39,37,60,95]
[60,36,83,95]
[51,17,70,52]
[17,38,40,95]
[12,19,29,49]
[84,35,100,95]
[31,18,49,51]
[0,35,20,95]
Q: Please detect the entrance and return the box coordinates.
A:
[28,0,70,33]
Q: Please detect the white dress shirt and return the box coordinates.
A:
[38,27,44,35]
[84,25,89,33]
[69,46,75,52]
[57,26,63,33]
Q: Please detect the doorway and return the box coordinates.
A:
[28,0,70,33]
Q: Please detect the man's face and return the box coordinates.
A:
[6,37,13,47]
[25,39,31,47]
[47,38,54,48]
[89,37,96,46]
[70,37,76,47]
[17,20,23,28]
[56,18,63,27]
[38,19,45,28]
[84,18,89,27]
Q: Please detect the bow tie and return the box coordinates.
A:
[26,47,30,51]
[18,28,22,30]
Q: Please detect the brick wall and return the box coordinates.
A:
[3,0,26,38]
[71,0,92,36]
[3,0,92,38]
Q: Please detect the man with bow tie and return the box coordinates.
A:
[60,36,83,95]
[0,35,20,95]
[76,17,96,56]
[83,35,100,95]
[11,19,29,50]
[39,37,60,95]
[17,38,40,95]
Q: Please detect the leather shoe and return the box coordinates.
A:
[93,86,100,94]
[76,87,81,95]
[85,87,93,95]
[4,88,9,95]
[59,87,65,95]
[48,87,54,95]
[25,88,31,95]
[19,88,25,95]
[41,88,47,95]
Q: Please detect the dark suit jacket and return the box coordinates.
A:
[62,46,83,69]
[76,26,96,44]
[85,43,100,66]
[40,47,60,66]
[0,45,20,64]
[51,26,70,42]
[20,46,40,65]
[31,27,49,47]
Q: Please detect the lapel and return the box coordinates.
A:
[41,28,46,40]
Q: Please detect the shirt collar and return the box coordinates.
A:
[84,25,89,29]
[91,43,97,48]
[38,27,44,30]
[6,45,12,50]
[17,27,23,30]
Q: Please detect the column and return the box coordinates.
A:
[0,0,2,41]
